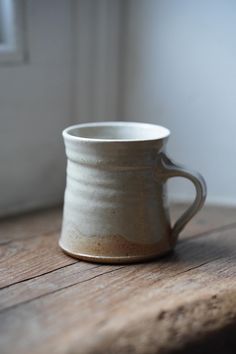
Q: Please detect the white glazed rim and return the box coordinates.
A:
[63,121,170,142]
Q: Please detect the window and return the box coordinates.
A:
[0,0,24,63]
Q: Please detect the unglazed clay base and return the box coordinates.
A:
[59,240,172,264]
[59,225,172,264]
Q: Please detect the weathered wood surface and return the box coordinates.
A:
[0,204,236,354]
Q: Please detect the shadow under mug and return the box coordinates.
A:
[59,121,207,263]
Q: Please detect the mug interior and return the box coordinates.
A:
[63,122,170,142]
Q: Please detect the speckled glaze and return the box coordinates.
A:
[60,122,207,263]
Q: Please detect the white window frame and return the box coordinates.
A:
[0,0,24,64]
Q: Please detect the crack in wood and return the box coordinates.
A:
[0,253,227,314]
[0,260,94,291]
[0,265,126,313]
[1,224,236,311]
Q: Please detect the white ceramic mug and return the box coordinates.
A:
[60,122,207,263]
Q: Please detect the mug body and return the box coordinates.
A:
[60,122,172,263]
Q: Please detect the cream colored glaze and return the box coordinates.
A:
[60,122,207,264]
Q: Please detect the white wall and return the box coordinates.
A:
[75,0,123,123]
[122,0,236,205]
[0,0,72,216]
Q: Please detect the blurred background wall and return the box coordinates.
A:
[0,0,72,215]
[121,0,236,206]
[1,0,236,216]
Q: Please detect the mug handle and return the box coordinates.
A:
[158,153,207,245]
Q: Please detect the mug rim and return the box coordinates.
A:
[63,121,170,143]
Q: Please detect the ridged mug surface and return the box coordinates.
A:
[59,122,207,263]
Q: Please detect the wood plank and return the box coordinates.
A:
[0,225,236,354]
[0,207,62,244]
[1,203,235,290]
[79,290,236,354]
[1,221,236,311]
[0,203,235,291]
[0,263,123,311]
[0,231,76,288]
[0,206,236,354]
[170,203,236,238]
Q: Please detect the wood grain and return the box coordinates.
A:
[0,231,76,288]
[0,204,236,354]
[170,203,236,238]
[0,225,235,311]
[0,207,62,244]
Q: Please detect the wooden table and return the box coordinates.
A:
[0,204,236,354]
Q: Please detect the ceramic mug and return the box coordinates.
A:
[59,122,207,263]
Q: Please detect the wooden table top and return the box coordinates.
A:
[0,204,236,354]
